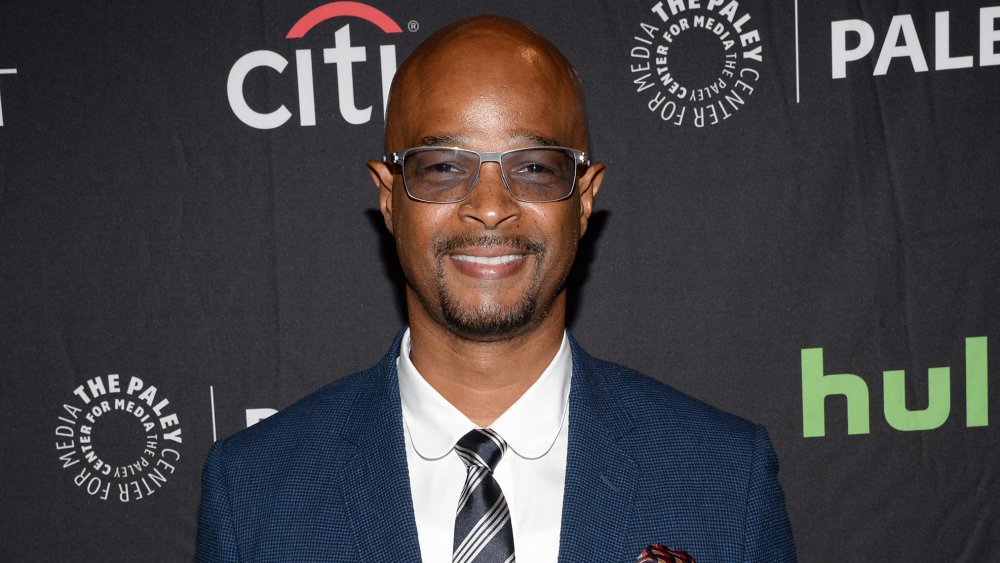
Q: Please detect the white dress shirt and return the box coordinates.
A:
[398,328,571,563]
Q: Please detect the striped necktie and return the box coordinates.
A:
[452,428,515,563]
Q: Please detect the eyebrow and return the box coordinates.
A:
[414,133,563,148]
[514,133,562,147]
[416,135,466,147]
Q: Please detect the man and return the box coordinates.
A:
[197,15,795,563]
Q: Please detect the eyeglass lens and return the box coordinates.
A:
[402,148,577,203]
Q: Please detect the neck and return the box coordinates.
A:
[407,299,566,427]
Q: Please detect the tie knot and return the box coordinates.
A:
[455,428,508,471]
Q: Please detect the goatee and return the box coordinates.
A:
[434,234,547,340]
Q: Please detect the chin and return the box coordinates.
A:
[439,296,540,341]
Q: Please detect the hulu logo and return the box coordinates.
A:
[801,337,988,437]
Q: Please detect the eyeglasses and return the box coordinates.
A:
[384,146,589,204]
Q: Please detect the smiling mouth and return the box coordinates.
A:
[451,254,526,265]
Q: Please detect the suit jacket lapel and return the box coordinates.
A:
[559,337,639,562]
[337,334,423,560]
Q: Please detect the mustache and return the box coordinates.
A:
[434,234,545,257]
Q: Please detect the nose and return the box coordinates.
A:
[458,162,521,230]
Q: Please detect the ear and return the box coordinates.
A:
[575,162,606,237]
[366,159,396,234]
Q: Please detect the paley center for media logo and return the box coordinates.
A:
[54,373,183,502]
[228,1,419,129]
[0,66,16,126]
[628,0,764,128]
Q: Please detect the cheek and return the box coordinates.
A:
[393,199,451,264]
[525,205,581,277]
[535,204,582,247]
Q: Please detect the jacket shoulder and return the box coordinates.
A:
[567,346,795,561]
[575,350,761,449]
[212,363,388,467]
[196,336,411,562]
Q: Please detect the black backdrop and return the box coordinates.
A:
[1,1,998,561]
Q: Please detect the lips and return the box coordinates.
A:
[447,251,530,279]
[451,254,525,265]
[436,235,542,280]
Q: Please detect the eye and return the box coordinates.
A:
[508,160,563,184]
[406,150,472,181]
[519,162,555,174]
[503,148,573,182]
[426,162,464,175]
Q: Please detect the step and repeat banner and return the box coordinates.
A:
[1,0,997,560]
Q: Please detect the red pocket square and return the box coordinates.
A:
[636,543,697,563]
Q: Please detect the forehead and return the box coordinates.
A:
[387,30,587,151]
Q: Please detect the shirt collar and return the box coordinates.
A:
[398,328,572,461]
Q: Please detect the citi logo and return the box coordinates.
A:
[801,337,989,437]
[227,2,409,129]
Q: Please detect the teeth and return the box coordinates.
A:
[452,254,524,265]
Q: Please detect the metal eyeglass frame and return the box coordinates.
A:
[383,145,590,204]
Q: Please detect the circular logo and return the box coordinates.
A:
[628,1,764,127]
[54,374,183,502]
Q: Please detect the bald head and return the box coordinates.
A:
[366,15,607,348]
[383,15,589,152]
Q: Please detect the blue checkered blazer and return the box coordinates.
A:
[196,331,795,562]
